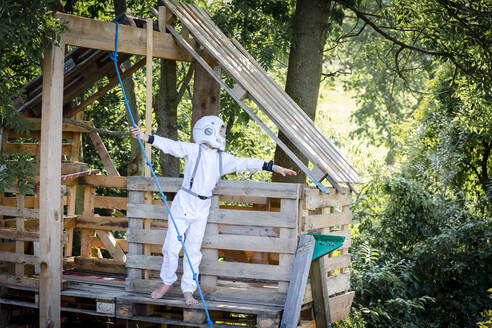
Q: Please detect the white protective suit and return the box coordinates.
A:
[151,135,264,292]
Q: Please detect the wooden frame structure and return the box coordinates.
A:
[1,2,359,327]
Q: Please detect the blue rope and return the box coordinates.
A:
[109,21,213,328]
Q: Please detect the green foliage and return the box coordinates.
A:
[339,171,492,328]
[0,152,36,195]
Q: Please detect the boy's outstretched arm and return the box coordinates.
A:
[272,164,297,177]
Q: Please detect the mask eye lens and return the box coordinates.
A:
[204,127,213,136]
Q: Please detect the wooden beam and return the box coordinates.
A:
[39,38,65,328]
[310,256,331,327]
[57,13,192,61]
[280,234,315,328]
[95,230,126,262]
[16,194,25,278]
[88,132,120,176]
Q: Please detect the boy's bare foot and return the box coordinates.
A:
[184,292,199,306]
[150,284,171,299]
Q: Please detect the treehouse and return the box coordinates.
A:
[0,1,362,327]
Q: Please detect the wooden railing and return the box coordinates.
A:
[125,176,302,306]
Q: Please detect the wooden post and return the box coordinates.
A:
[280,234,315,328]
[15,194,25,278]
[143,18,153,280]
[310,256,331,327]
[39,38,65,328]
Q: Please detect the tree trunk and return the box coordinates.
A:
[155,59,180,177]
[273,0,331,184]
[191,64,221,141]
[114,0,145,176]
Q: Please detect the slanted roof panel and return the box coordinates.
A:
[165,0,362,184]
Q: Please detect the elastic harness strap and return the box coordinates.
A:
[189,144,203,189]
[218,151,223,177]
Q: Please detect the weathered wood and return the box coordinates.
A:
[90,235,130,253]
[39,38,65,328]
[76,215,128,231]
[127,228,296,253]
[0,229,39,241]
[57,13,192,61]
[89,132,120,176]
[15,194,25,278]
[0,273,38,289]
[127,176,301,198]
[126,255,291,281]
[280,234,315,328]
[324,254,351,272]
[94,196,128,210]
[80,187,95,258]
[0,251,40,265]
[329,291,355,323]
[127,203,295,227]
[95,230,126,262]
[0,206,39,218]
[78,175,127,188]
[126,191,144,290]
[326,272,351,296]
[304,188,352,209]
[310,256,331,327]
[303,211,352,230]
[73,257,126,275]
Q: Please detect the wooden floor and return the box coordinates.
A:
[0,270,284,327]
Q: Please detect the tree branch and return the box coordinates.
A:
[28,119,130,136]
[336,0,448,57]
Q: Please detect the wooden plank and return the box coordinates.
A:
[326,272,351,296]
[80,187,95,258]
[126,203,295,227]
[126,255,291,281]
[89,132,120,176]
[324,254,351,272]
[90,236,130,253]
[94,196,127,210]
[95,230,126,262]
[16,194,25,277]
[329,291,354,323]
[280,234,315,328]
[3,143,72,156]
[126,191,144,290]
[201,198,218,292]
[0,273,39,289]
[39,38,64,328]
[304,188,352,209]
[310,256,331,327]
[0,229,39,241]
[321,228,352,250]
[132,273,287,306]
[126,176,301,199]
[57,13,192,61]
[76,215,128,231]
[127,228,296,253]
[73,257,126,275]
[78,175,127,189]
[0,206,39,218]
[303,211,352,230]
[0,251,40,265]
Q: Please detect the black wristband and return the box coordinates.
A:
[262,160,274,172]
[147,135,154,144]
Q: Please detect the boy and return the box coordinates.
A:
[130,115,296,305]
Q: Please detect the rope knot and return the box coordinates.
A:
[177,235,183,242]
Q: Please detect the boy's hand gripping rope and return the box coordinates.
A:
[109,21,213,328]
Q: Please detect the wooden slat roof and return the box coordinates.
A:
[165,0,362,185]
